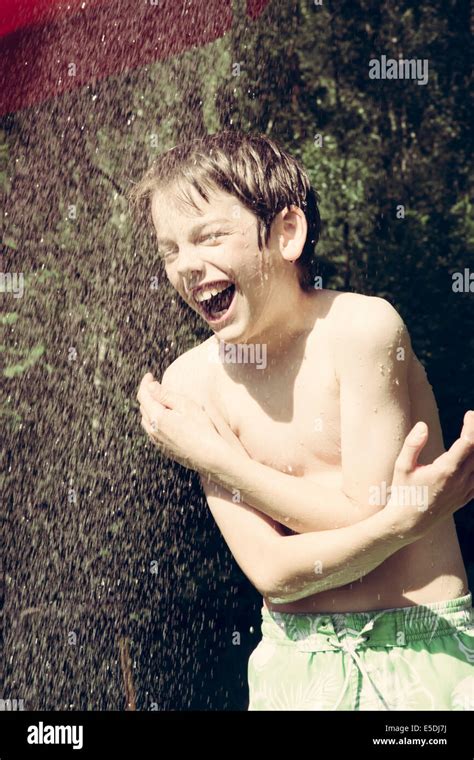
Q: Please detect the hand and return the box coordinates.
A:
[386,410,474,539]
[137,372,232,472]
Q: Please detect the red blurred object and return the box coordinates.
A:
[0,0,270,114]
[0,0,107,37]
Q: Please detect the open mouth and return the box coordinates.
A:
[193,282,236,322]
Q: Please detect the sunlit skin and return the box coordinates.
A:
[150,182,319,354]
[138,180,474,613]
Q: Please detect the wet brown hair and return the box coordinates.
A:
[128,130,321,290]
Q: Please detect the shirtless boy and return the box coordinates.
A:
[133,131,474,710]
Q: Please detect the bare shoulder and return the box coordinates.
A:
[322,291,413,382]
[161,336,216,398]
[328,291,408,344]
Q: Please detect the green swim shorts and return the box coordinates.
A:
[247,592,474,710]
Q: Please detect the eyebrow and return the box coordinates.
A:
[156,218,231,246]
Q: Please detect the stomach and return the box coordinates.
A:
[264,516,468,613]
[264,343,470,613]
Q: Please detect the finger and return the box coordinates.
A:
[141,416,153,437]
[136,372,155,404]
[148,380,163,401]
[203,398,228,431]
[205,399,249,453]
[139,380,162,408]
[139,404,155,428]
[150,383,182,413]
[395,421,428,474]
[141,415,161,440]
[157,385,197,413]
[460,409,474,445]
[139,378,171,407]
[442,411,474,470]
[458,450,474,479]
[139,384,168,423]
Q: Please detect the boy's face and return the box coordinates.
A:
[150,182,305,344]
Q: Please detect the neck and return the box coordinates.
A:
[250,284,320,359]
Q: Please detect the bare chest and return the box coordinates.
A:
[213,349,342,477]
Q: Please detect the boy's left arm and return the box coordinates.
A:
[336,297,413,515]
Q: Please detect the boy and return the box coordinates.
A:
[132,131,474,710]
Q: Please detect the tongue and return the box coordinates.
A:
[205,284,235,318]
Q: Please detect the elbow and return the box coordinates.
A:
[256,538,317,602]
[261,574,316,604]
[258,554,331,603]
[262,583,294,605]
[258,582,291,604]
[253,565,282,599]
[257,563,297,602]
[257,576,283,600]
[254,538,314,603]
[253,541,289,599]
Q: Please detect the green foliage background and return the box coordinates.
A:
[1,0,472,709]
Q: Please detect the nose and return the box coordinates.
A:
[175,245,205,279]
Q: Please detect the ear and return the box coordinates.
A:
[271,204,307,263]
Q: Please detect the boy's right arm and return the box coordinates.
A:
[200,473,409,601]
[200,476,287,597]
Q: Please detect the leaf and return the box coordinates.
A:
[2,235,18,250]
[0,312,18,325]
[3,343,45,378]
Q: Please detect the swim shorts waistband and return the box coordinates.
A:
[260,593,473,650]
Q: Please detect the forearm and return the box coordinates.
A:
[199,475,412,604]
[265,503,413,602]
[204,447,370,533]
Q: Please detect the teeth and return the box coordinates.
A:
[196,291,213,302]
[194,283,231,303]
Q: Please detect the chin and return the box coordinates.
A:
[212,326,246,343]
[212,317,252,344]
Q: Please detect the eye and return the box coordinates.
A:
[199,231,226,243]
[158,247,178,261]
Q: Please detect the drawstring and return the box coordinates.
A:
[330,614,391,711]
